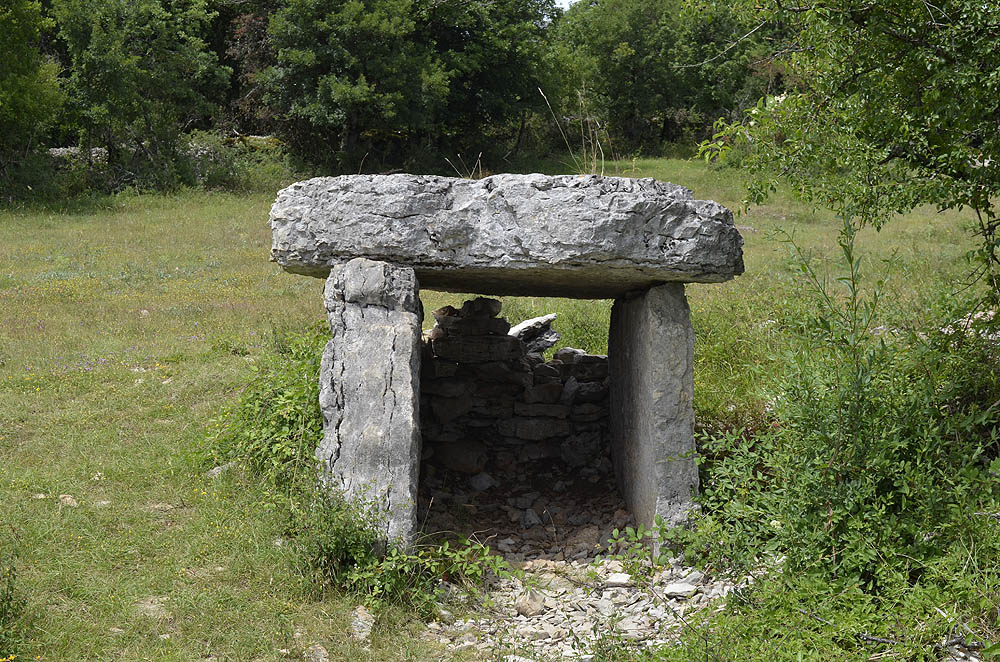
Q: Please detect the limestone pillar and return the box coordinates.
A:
[609,283,697,531]
[317,258,422,543]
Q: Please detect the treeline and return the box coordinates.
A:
[2,0,780,194]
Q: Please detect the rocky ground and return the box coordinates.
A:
[416,457,741,660]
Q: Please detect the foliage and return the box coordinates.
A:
[550,0,774,153]
[186,130,299,192]
[261,0,556,171]
[294,492,509,615]
[703,0,1000,296]
[51,0,231,190]
[669,219,1000,591]
[208,324,509,613]
[208,324,327,486]
[0,0,63,194]
[600,520,672,581]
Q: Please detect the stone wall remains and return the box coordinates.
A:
[420,297,612,481]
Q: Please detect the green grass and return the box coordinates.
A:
[0,160,990,659]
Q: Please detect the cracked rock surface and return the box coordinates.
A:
[270,174,743,298]
[318,258,422,543]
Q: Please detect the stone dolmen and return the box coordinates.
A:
[270,173,744,543]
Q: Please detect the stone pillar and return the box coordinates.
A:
[317,258,422,543]
[609,283,697,531]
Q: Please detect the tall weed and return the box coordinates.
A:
[0,546,26,657]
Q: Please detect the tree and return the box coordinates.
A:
[707,0,1000,294]
[0,0,63,183]
[52,0,231,189]
[551,0,771,152]
[553,0,682,151]
[261,0,557,170]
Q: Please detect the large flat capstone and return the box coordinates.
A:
[270,173,743,298]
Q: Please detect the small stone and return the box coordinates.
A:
[523,382,564,404]
[460,297,503,318]
[206,461,236,478]
[497,537,518,553]
[32,493,47,499]
[431,392,475,422]
[432,440,488,474]
[350,605,375,643]
[58,494,78,507]
[602,560,624,573]
[522,508,543,528]
[514,589,546,617]
[683,570,704,584]
[553,347,586,363]
[513,402,569,418]
[511,492,540,509]
[560,377,580,404]
[661,582,698,597]
[468,472,495,491]
[135,597,171,620]
[303,644,330,662]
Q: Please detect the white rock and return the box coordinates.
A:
[350,605,375,643]
[660,582,698,597]
[469,472,495,491]
[271,174,744,297]
[302,644,329,662]
[515,589,547,617]
[605,572,632,587]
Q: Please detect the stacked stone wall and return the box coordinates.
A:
[420,297,611,478]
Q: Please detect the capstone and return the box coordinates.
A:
[270,173,743,298]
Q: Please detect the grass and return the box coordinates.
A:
[0,160,990,659]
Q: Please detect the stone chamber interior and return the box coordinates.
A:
[416,295,635,562]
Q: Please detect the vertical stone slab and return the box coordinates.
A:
[317,258,422,543]
[609,283,697,531]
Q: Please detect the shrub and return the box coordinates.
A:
[669,218,1000,591]
[186,131,298,193]
[207,324,327,487]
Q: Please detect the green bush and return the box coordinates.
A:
[187,131,299,193]
[208,324,327,487]
[670,218,1000,589]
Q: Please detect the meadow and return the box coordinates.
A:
[1,159,995,660]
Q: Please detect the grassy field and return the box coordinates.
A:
[0,160,987,660]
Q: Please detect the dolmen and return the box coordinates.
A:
[270,173,744,543]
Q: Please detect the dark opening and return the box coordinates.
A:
[416,295,634,562]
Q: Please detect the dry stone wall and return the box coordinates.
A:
[421,297,611,479]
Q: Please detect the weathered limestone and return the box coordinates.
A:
[271,173,743,544]
[270,173,743,298]
[317,258,422,543]
[609,283,698,529]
